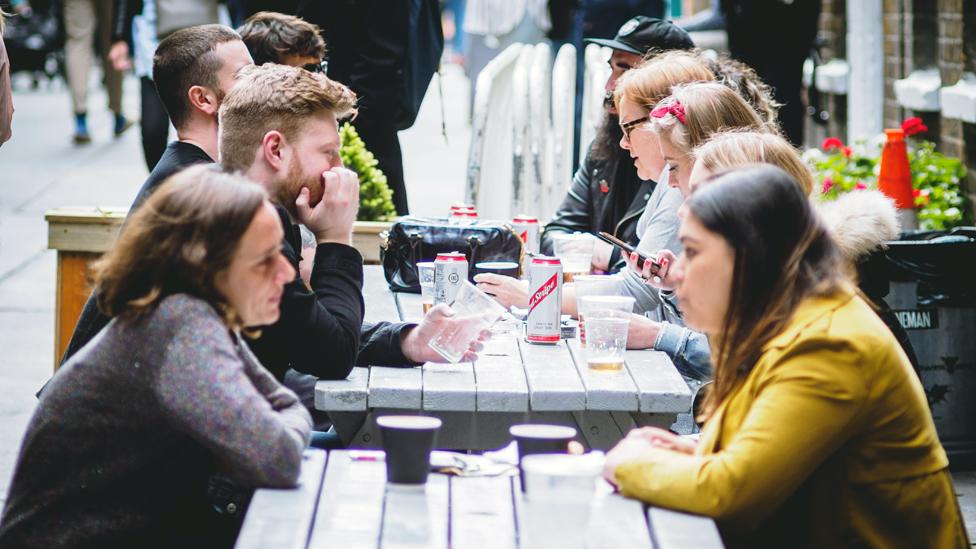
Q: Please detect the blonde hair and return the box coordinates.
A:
[613,50,714,112]
[649,81,769,159]
[693,130,815,195]
[219,63,357,172]
[699,53,782,129]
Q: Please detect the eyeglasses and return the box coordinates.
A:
[303,59,329,74]
[619,115,649,141]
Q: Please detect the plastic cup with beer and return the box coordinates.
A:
[428,280,506,363]
[572,274,622,346]
[551,233,594,282]
[577,296,634,371]
[417,261,436,314]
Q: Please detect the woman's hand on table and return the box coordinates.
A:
[627,249,677,290]
[401,304,490,363]
[603,427,696,487]
[474,273,529,308]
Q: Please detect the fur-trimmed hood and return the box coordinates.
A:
[817,190,900,263]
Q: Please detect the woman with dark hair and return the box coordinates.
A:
[0,166,310,547]
[603,166,968,547]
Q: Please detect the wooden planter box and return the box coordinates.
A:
[45,207,394,368]
[352,220,393,265]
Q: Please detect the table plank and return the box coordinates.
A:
[235,449,327,549]
[473,335,529,412]
[380,475,449,549]
[364,266,401,324]
[566,339,639,411]
[422,362,477,411]
[587,489,653,549]
[648,507,724,549]
[450,476,518,549]
[368,366,423,409]
[395,292,425,323]
[518,339,586,411]
[315,366,369,412]
[308,451,386,548]
[624,350,694,413]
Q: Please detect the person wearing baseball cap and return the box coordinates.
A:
[543,17,694,271]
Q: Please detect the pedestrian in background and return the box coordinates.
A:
[0,8,14,146]
[61,0,132,143]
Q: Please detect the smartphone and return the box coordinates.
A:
[597,232,661,274]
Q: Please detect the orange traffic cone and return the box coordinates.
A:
[877,128,917,230]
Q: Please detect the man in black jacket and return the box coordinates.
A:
[541,17,693,272]
[218,63,481,385]
[60,24,254,365]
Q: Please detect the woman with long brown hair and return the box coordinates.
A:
[604,165,968,548]
[0,166,309,547]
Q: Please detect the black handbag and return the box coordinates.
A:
[380,217,524,293]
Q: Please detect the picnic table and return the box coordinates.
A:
[235,450,725,549]
[316,267,695,450]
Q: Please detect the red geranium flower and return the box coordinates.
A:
[842,146,853,157]
[901,117,928,137]
[913,188,930,206]
[821,177,834,194]
[822,137,844,151]
[855,182,867,190]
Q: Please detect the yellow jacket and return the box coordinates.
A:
[614,286,970,548]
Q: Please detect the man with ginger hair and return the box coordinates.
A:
[218,65,484,435]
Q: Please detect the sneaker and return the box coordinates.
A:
[114,114,134,137]
[73,113,91,145]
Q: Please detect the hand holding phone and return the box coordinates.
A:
[596,232,661,274]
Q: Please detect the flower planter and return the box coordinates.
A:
[352,220,394,265]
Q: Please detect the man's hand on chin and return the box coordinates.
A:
[401,304,490,364]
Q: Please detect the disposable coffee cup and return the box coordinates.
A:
[377,415,442,485]
[509,424,577,491]
[474,261,520,278]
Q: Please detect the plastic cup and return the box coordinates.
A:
[509,424,577,491]
[521,453,603,549]
[428,280,506,363]
[474,261,520,278]
[552,233,594,282]
[578,296,634,370]
[418,262,436,314]
[377,415,442,485]
[573,275,623,346]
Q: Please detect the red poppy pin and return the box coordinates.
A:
[599,180,609,193]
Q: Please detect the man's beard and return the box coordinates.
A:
[277,155,323,219]
[603,89,615,111]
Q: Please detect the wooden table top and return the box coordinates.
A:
[235,450,724,549]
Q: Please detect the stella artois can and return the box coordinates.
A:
[512,214,539,254]
[434,252,468,305]
[527,256,563,344]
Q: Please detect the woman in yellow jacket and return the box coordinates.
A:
[605,165,969,548]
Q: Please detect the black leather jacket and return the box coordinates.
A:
[541,143,654,272]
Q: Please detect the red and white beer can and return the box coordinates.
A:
[448,202,476,216]
[512,214,539,254]
[526,256,563,344]
[434,252,468,305]
[450,208,479,224]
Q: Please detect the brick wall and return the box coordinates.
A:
[883,0,907,129]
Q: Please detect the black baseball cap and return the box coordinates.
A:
[584,16,695,56]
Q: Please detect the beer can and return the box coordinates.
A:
[512,214,540,254]
[527,256,563,344]
[448,202,476,216]
[450,208,478,224]
[434,252,468,305]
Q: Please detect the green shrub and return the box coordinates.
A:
[339,123,397,222]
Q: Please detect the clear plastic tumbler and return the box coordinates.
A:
[552,233,594,282]
[417,261,436,314]
[577,296,634,371]
[427,280,506,363]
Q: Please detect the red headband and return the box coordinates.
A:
[650,100,686,124]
